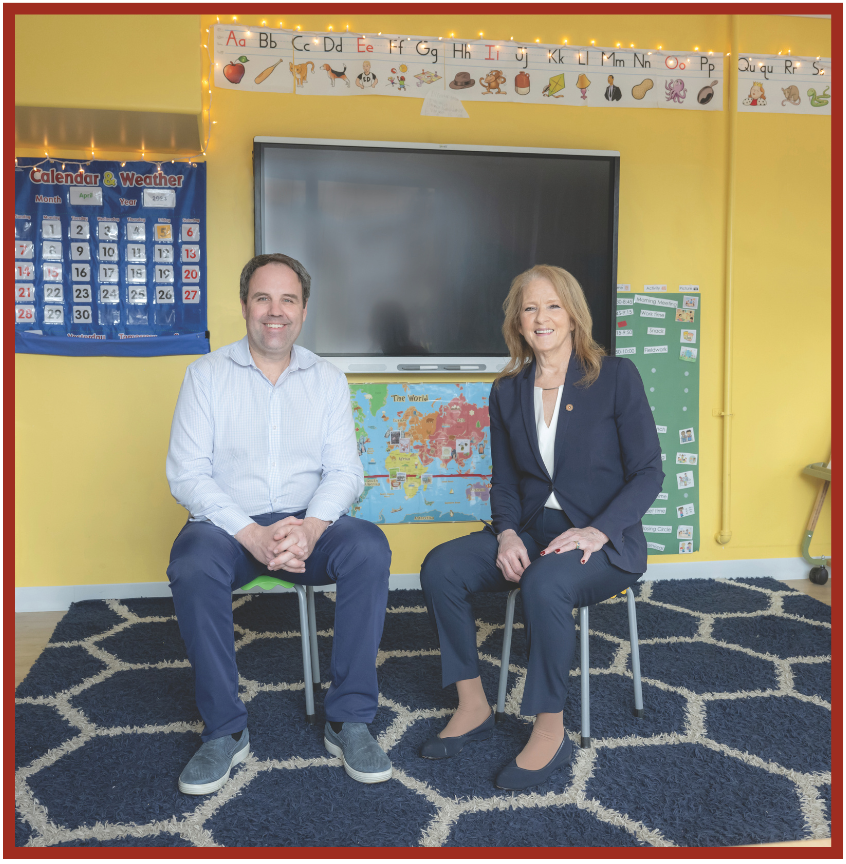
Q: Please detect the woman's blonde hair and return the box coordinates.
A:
[495,265,606,388]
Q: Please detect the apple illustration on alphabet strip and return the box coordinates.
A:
[224,56,249,84]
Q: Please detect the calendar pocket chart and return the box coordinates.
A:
[14,160,209,357]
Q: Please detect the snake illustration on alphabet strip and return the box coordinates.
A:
[807,86,830,107]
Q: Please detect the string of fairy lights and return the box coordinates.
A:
[14,14,821,173]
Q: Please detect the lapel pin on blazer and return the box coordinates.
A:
[566,404,574,411]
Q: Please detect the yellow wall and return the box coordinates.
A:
[732,15,832,559]
[15,15,201,114]
[15,13,831,589]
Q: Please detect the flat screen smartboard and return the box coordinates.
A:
[254,138,619,373]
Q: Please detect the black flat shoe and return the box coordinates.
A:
[419,711,495,759]
[494,735,574,790]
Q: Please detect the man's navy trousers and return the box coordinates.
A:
[167,511,391,742]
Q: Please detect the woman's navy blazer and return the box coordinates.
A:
[489,352,665,574]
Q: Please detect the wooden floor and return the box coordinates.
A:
[15,578,832,849]
[15,610,65,689]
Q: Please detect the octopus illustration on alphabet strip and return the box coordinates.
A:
[665,79,687,103]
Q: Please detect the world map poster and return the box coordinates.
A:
[349,383,492,524]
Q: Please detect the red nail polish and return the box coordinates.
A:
[540,550,546,556]
[554,548,561,553]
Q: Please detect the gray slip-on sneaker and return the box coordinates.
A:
[178,728,250,795]
[324,722,392,783]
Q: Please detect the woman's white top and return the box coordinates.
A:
[534,385,563,510]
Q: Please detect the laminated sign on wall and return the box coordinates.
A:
[14,160,209,357]
[214,26,724,111]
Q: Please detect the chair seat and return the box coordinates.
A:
[241,575,295,591]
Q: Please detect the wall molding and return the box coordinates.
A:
[14,558,817,612]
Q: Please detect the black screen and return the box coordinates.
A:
[255,143,618,357]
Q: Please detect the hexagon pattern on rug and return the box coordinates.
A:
[16,578,830,848]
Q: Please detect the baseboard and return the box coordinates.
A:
[644,557,817,582]
[14,558,818,612]
[14,573,427,612]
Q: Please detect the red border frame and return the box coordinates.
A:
[8,2,842,858]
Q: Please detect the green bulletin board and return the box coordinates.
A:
[617,291,700,555]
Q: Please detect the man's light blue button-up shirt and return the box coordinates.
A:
[166,337,364,536]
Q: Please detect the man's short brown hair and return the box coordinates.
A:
[239,254,311,305]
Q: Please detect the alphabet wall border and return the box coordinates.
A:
[214,26,726,111]
[737,53,832,115]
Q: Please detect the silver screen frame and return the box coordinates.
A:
[254,136,620,374]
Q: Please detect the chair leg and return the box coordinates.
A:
[496,589,519,722]
[580,605,591,748]
[294,585,316,724]
[627,589,645,718]
[307,586,320,691]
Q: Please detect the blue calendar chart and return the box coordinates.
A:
[14,159,209,357]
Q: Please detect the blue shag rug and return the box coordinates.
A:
[16,577,831,848]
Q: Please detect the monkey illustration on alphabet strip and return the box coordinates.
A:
[480,70,507,95]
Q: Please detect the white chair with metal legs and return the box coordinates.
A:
[496,587,645,747]
[239,576,322,724]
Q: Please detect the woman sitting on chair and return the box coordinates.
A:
[419,265,664,790]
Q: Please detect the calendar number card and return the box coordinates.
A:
[14,160,209,357]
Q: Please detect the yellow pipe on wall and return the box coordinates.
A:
[716,15,739,546]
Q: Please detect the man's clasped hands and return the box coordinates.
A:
[235,517,330,574]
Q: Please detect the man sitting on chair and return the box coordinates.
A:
[166,253,392,794]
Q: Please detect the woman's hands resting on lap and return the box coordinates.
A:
[540,527,609,564]
[496,530,531,583]
[496,525,611,582]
